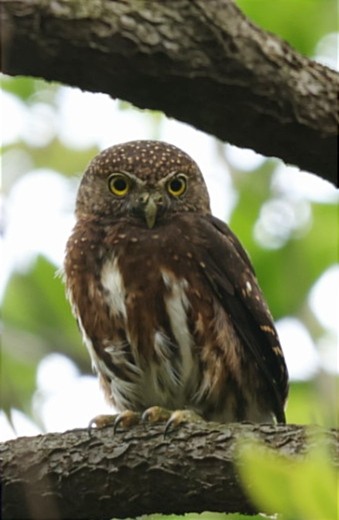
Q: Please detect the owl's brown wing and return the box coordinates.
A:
[196,214,288,423]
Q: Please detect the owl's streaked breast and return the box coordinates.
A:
[66,220,272,423]
[92,252,199,411]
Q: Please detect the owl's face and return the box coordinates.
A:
[75,140,211,228]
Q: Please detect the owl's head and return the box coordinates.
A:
[75,140,211,228]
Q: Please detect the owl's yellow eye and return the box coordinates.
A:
[167,175,187,197]
[108,174,130,197]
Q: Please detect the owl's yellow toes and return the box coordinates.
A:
[88,414,118,430]
[88,408,204,436]
[164,409,204,436]
[88,411,141,433]
[141,405,172,423]
[113,410,141,433]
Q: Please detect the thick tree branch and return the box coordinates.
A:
[1,422,338,520]
[1,0,338,184]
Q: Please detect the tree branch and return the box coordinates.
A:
[1,0,338,184]
[1,422,338,520]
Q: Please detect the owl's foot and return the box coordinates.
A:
[113,410,141,433]
[113,406,172,433]
[141,405,172,423]
[88,411,141,433]
[143,406,204,436]
[88,414,118,430]
[89,406,204,435]
[163,409,204,435]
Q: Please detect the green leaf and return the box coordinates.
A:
[1,75,60,103]
[2,255,88,370]
[230,168,338,319]
[2,256,93,415]
[1,76,38,101]
[3,138,100,178]
[134,514,263,519]
[286,381,314,425]
[1,341,38,416]
[235,0,337,56]
[237,442,338,519]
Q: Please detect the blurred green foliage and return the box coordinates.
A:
[229,162,338,318]
[238,442,337,520]
[136,514,261,520]
[236,0,337,56]
[2,256,83,416]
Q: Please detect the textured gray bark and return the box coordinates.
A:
[1,422,338,520]
[1,0,338,184]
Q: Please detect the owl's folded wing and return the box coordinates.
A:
[197,214,288,423]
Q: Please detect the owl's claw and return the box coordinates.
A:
[88,414,118,430]
[87,411,141,434]
[113,410,141,433]
[141,405,172,423]
[164,409,204,436]
[142,406,203,436]
[88,407,204,436]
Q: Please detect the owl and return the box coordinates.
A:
[64,140,288,426]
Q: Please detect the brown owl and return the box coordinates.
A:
[64,140,288,426]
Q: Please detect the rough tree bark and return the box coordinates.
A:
[1,0,338,184]
[1,421,338,520]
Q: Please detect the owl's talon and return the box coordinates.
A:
[164,409,204,436]
[141,406,172,424]
[113,410,141,433]
[88,414,117,430]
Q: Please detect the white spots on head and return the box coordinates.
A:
[91,140,197,185]
[246,280,252,294]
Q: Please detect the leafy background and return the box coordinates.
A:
[1,0,338,519]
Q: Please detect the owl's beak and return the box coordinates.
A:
[138,191,164,229]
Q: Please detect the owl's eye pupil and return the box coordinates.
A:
[114,178,127,191]
[167,175,187,197]
[170,179,182,192]
[108,174,129,196]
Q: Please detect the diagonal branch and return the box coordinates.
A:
[1,0,338,184]
[1,422,338,520]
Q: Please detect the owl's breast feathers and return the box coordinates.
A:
[64,213,288,423]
